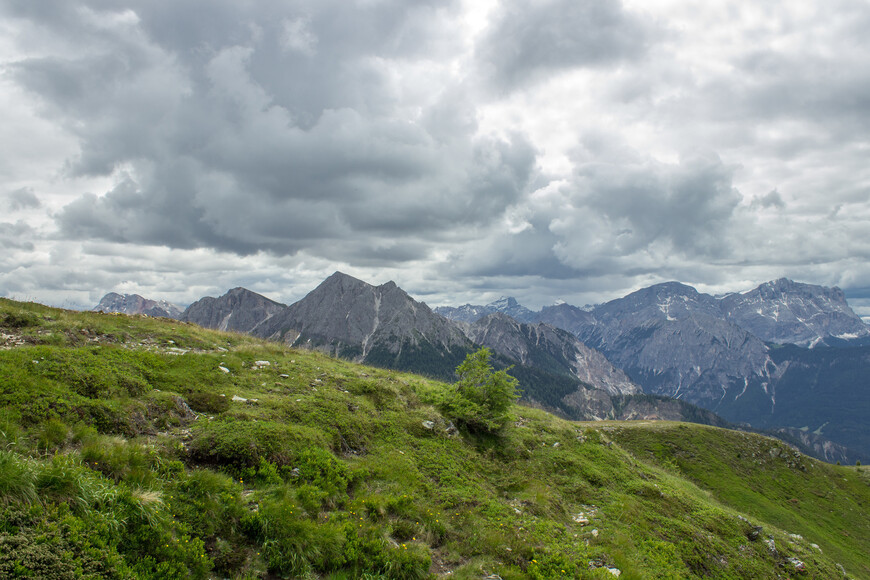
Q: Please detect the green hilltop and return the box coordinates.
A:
[0,298,868,579]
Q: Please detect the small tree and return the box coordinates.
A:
[439,348,519,434]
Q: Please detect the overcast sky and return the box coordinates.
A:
[2,0,870,317]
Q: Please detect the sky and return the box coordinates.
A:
[2,0,870,317]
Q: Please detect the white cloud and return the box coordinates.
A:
[1,0,870,311]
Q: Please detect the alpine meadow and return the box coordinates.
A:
[1,299,868,579]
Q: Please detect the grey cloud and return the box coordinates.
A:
[574,154,741,257]
[6,187,41,210]
[0,221,36,250]
[751,190,785,209]
[8,1,535,259]
[477,0,653,91]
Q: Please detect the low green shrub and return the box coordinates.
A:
[1,310,40,328]
[187,418,327,469]
[186,391,230,414]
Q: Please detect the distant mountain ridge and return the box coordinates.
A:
[173,273,724,430]
[115,274,867,462]
[719,278,870,346]
[181,287,286,334]
[93,292,183,319]
[255,272,476,379]
[436,278,869,463]
[462,312,639,398]
[435,296,535,323]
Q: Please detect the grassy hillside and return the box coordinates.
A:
[1,298,868,579]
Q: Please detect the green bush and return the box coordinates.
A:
[438,348,519,434]
[0,504,129,578]
[257,498,347,576]
[2,311,40,328]
[186,391,230,414]
[187,418,326,469]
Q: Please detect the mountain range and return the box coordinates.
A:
[93,292,184,319]
[94,275,869,463]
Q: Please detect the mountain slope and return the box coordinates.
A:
[720,278,870,346]
[93,292,183,319]
[464,313,639,398]
[255,272,476,380]
[1,297,868,579]
[181,287,287,334]
[576,282,776,408]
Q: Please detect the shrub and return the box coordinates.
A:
[186,391,230,414]
[187,418,326,469]
[2,311,40,328]
[438,348,519,434]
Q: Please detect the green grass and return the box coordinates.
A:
[0,298,868,578]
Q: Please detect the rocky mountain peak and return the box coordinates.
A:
[181,287,286,334]
[719,278,867,346]
[93,292,183,319]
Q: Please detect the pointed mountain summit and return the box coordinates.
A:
[93,292,183,319]
[181,287,286,334]
[256,272,475,380]
[719,278,870,346]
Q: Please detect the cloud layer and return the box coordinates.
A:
[2,0,870,316]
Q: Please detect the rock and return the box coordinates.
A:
[254,360,270,368]
[279,374,290,378]
[786,557,805,572]
[591,529,599,537]
[171,396,197,422]
[218,366,230,373]
[764,538,776,555]
[422,421,435,430]
[607,569,621,577]
[232,395,247,402]
[747,526,763,541]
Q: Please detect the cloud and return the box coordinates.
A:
[5,187,41,210]
[0,221,35,250]
[476,0,654,91]
[3,0,870,311]
[3,1,533,261]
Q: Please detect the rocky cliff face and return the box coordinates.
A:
[719,278,870,346]
[181,287,286,334]
[463,313,640,397]
[574,283,777,410]
[256,272,476,380]
[93,292,183,319]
